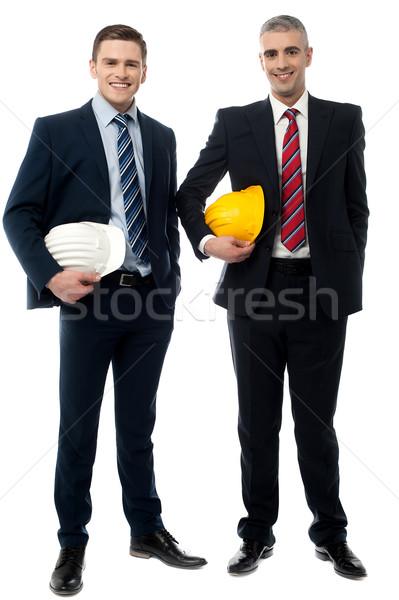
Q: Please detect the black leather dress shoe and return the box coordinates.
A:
[130,529,207,569]
[49,545,86,595]
[315,541,367,579]
[227,539,274,575]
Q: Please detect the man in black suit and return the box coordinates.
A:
[3,24,206,595]
[176,15,368,578]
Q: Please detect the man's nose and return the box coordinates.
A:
[276,52,289,70]
[115,64,128,79]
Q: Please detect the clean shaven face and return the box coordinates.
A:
[259,29,313,106]
[89,39,147,114]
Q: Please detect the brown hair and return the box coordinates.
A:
[92,24,147,66]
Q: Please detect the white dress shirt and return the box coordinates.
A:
[270,89,310,258]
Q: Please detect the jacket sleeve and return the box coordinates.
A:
[166,129,180,276]
[176,109,229,259]
[345,106,369,271]
[3,117,63,295]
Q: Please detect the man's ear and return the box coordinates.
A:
[89,59,97,80]
[306,47,313,67]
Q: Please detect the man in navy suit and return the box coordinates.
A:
[3,24,206,595]
[177,16,368,578]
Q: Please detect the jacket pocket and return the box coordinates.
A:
[331,232,358,252]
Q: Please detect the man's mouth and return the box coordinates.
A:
[110,82,130,88]
[274,72,294,80]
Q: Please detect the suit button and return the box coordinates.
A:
[265,246,271,252]
[271,210,278,217]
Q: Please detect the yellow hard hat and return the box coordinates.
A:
[204,185,264,242]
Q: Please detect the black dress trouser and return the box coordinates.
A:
[55,277,174,547]
[227,261,348,548]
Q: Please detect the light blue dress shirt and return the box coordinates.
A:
[91,92,151,275]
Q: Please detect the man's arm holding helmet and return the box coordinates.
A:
[3,117,99,304]
[176,109,254,264]
[202,236,254,263]
[47,271,100,304]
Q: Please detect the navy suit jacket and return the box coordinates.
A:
[3,100,180,309]
[176,94,368,318]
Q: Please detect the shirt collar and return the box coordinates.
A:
[92,91,138,127]
[270,89,309,124]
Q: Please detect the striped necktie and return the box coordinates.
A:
[114,113,149,264]
[281,108,306,253]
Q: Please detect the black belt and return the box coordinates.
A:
[102,270,154,287]
[270,258,312,275]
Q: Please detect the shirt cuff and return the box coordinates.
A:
[198,234,217,256]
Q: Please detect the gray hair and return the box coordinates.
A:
[260,15,309,49]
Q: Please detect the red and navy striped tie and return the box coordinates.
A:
[114,113,149,264]
[281,109,306,253]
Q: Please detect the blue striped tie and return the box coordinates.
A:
[114,113,149,264]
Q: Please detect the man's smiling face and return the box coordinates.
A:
[259,29,313,106]
[90,39,147,113]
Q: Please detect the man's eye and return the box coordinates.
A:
[265,52,276,59]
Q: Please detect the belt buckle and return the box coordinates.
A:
[119,273,134,287]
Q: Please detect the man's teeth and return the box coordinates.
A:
[111,83,129,88]
[276,73,292,79]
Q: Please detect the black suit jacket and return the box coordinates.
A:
[3,100,180,309]
[176,94,368,318]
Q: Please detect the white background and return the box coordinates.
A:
[0,0,398,598]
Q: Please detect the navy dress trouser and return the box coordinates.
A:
[227,265,349,548]
[55,278,174,547]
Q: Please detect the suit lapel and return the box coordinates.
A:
[78,101,110,192]
[306,94,333,195]
[246,98,279,199]
[137,110,153,206]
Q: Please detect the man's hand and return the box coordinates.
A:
[204,236,255,263]
[47,270,101,304]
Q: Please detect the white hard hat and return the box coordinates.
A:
[44,221,126,276]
